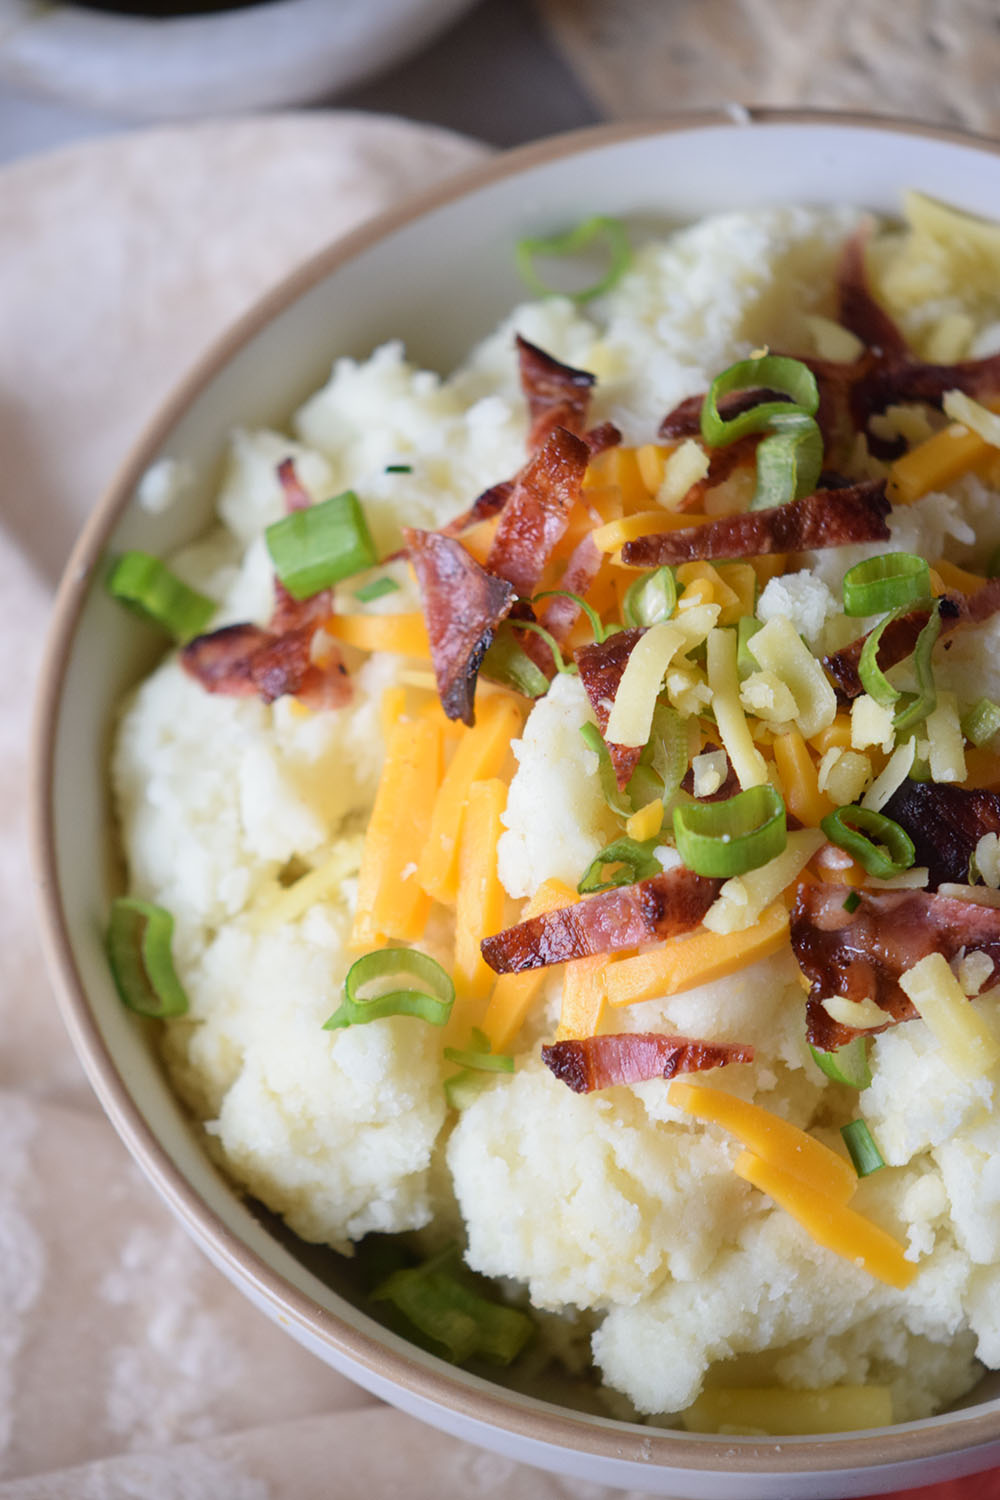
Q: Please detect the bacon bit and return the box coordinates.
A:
[181,617,351,709]
[181,623,271,696]
[542,1032,754,1093]
[481,868,721,974]
[791,883,1000,1048]
[837,225,909,362]
[575,628,644,788]
[881,782,1000,889]
[404,528,516,726]
[583,420,622,456]
[486,426,590,596]
[824,580,1000,700]
[439,480,514,540]
[621,480,890,567]
[658,387,787,440]
[517,335,596,451]
[276,456,313,512]
[680,743,739,802]
[537,532,603,644]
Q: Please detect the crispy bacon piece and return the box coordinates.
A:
[584,420,622,456]
[791,883,1000,1049]
[181,623,270,696]
[621,480,890,567]
[181,617,351,709]
[276,456,313,512]
[542,1032,754,1093]
[681,744,739,803]
[517,335,595,451]
[575,628,644,788]
[404,528,515,726]
[658,387,788,440]
[881,782,1000,889]
[486,426,590,597]
[537,532,603,646]
[439,480,514,540]
[481,868,721,974]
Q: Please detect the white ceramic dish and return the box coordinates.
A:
[32,113,1000,1497]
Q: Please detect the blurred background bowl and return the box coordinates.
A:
[32,113,1000,1498]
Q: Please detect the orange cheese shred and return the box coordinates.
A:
[324,612,431,658]
[555,955,608,1042]
[453,778,508,1009]
[605,901,790,1008]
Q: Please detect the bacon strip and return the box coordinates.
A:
[481,868,720,974]
[881,782,1000,889]
[181,617,351,709]
[517,335,595,451]
[791,883,1000,1049]
[404,528,515,726]
[575,628,644,788]
[537,532,604,646]
[439,481,514,541]
[276,456,313,512]
[486,426,590,597]
[658,387,788,440]
[542,1033,753,1093]
[621,480,890,567]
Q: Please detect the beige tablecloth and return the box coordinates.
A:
[0,110,645,1500]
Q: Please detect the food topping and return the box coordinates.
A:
[485,425,590,595]
[542,1033,753,1093]
[515,334,596,451]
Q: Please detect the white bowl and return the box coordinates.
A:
[32,112,1000,1497]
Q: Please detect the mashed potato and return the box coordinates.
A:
[112,200,1000,1429]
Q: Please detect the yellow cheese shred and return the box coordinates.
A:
[480,878,576,1053]
[417,694,523,906]
[668,1079,857,1204]
[605,901,790,1007]
[555,956,608,1041]
[706,626,768,789]
[898,951,1000,1079]
[350,715,442,948]
[324,612,431,657]
[733,1150,917,1291]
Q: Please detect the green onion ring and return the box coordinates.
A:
[480,622,550,699]
[700,355,819,448]
[842,553,931,617]
[622,567,678,628]
[841,1119,885,1177]
[514,619,575,675]
[749,410,824,511]
[355,576,400,603]
[443,1028,515,1073]
[820,805,915,880]
[532,589,610,644]
[515,215,631,304]
[372,1246,533,1365]
[961,697,1000,748]
[266,489,377,600]
[324,949,455,1030]
[856,598,930,708]
[672,783,787,878]
[579,722,633,818]
[106,551,215,644]
[810,1037,872,1090]
[892,605,941,734]
[626,701,688,813]
[577,835,663,894]
[106,897,190,1018]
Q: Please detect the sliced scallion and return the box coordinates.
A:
[324,949,454,1030]
[625,701,688,812]
[106,897,189,1018]
[673,783,786,878]
[700,354,819,449]
[842,553,930,617]
[809,1037,872,1090]
[577,835,663,894]
[892,605,940,734]
[962,696,1000,748]
[579,721,633,818]
[106,551,215,644]
[515,620,575,675]
[843,890,861,913]
[515,215,630,304]
[443,1027,515,1073]
[480,622,550,699]
[857,599,932,709]
[736,616,764,681]
[372,1246,533,1365]
[385,463,412,473]
[841,1119,885,1177]
[749,410,824,510]
[444,1070,492,1110]
[355,576,400,604]
[265,489,377,600]
[623,567,677,629]
[820,805,915,880]
[533,589,611,644]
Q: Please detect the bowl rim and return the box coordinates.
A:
[31,107,1000,1479]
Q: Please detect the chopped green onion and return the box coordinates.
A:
[515,619,575,675]
[443,1027,515,1073]
[856,599,930,708]
[962,696,1000,748]
[480,622,550,699]
[841,1119,885,1177]
[354,576,400,604]
[842,553,930,617]
[444,1070,492,1110]
[372,1246,533,1365]
[843,890,861,914]
[385,463,412,473]
[623,567,677,628]
[324,949,454,1030]
[626,701,688,812]
[809,1037,872,1089]
[533,589,610,644]
[749,411,824,510]
[106,897,189,1018]
[106,551,215,644]
[579,721,633,818]
[577,835,663,894]
[265,489,377,600]
[673,783,786,878]
[515,215,630,304]
[736,616,764,681]
[820,805,915,880]
[700,355,819,448]
[892,605,940,734]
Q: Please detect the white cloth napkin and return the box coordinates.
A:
[0,111,644,1500]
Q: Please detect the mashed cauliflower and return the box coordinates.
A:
[112,200,1000,1429]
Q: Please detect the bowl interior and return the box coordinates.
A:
[34,114,1000,1495]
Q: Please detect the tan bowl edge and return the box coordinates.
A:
[30,108,1000,1480]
